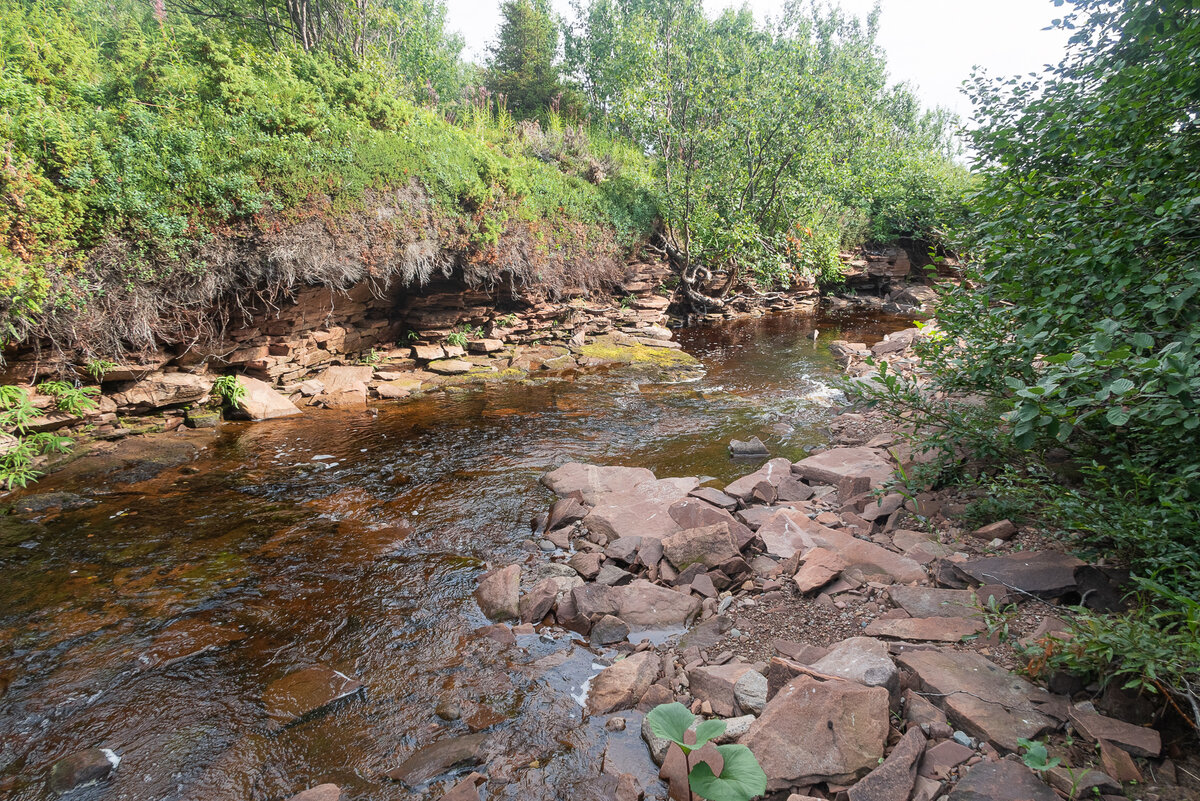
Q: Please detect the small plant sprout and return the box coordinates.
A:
[85,359,118,382]
[646,702,767,801]
[445,330,468,348]
[211,375,246,407]
[1017,738,1061,773]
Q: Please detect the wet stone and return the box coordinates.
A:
[140,618,246,669]
[285,784,345,801]
[587,652,660,715]
[383,732,489,786]
[475,564,520,621]
[591,614,631,645]
[263,665,363,726]
[46,748,118,793]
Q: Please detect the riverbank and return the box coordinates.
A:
[2,244,941,487]
[420,326,1195,801]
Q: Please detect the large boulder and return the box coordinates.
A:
[687,662,757,717]
[741,675,889,790]
[263,665,363,726]
[584,492,683,542]
[565,580,701,635]
[475,565,521,621]
[792,447,894,490]
[587,652,660,714]
[235,376,302,420]
[661,523,740,571]
[897,648,1056,752]
[809,637,899,699]
[315,365,372,408]
[110,371,212,410]
[541,463,657,502]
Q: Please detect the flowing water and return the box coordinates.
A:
[0,309,910,801]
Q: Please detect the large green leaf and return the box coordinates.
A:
[692,718,727,749]
[688,744,768,801]
[646,702,696,751]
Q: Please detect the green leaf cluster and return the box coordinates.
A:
[645,702,767,801]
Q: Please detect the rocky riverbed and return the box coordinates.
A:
[5,315,1195,801]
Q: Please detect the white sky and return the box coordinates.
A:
[445,0,1072,122]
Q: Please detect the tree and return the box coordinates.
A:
[563,0,967,302]
[487,0,561,119]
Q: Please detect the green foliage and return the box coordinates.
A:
[1037,578,1200,732]
[564,0,971,288]
[1017,738,1062,773]
[36,381,99,415]
[445,330,468,348]
[645,703,767,801]
[0,0,656,351]
[849,0,1200,736]
[488,0,562,119]
[967,595,1019,644]
[0,384,76,489]
[85,359,118,382]
[211,375,246,406]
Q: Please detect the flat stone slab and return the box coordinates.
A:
[383,732,489,785]
[957,552,1085,598]
[263,665,363,725]
[864,617,984,642]
[846,727,925,801]
[1068,706,1161,757]
[427,359,473,375]
[742,674,889,789]
[541,463,657,502]
[688,486,739,510]
[897,648,1055,753]
[792,447,894,489]
[141,619,246,669]
[888,586,983,618]
[946,759,1058,801]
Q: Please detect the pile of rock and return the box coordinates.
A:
[455,444,1167,801]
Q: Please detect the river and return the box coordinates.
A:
[0,309,909,800]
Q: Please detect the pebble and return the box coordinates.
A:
[952,731,977,748]
[606,717,627,732]
[729,629,741,638]
[539,540,556,551]
[717,597,734,614]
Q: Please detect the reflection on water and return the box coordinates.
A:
[0,309,907,800]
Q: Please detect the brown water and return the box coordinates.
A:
[0,309,909,801]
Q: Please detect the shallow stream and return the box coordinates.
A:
[0,309,909,801]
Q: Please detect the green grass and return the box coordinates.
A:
[0,0,657,350]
